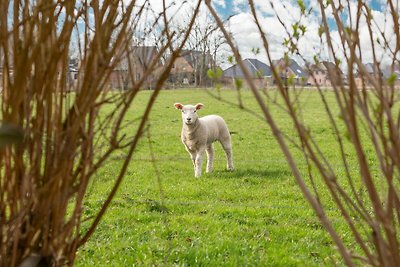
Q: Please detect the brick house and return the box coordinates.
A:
[65,58,79,90]
[306,61,343,87]
[168,50,214,86]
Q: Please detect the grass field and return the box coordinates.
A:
[75,88,356,266]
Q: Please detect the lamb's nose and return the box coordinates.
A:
[187,118,191,121]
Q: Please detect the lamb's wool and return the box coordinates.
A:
[174,103,234,177]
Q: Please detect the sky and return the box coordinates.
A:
[206,0,398,69]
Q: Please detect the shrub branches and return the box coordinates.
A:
[0,1,202,266]
[206,0,400,265]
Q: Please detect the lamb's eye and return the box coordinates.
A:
[194,110,197,113]
[181,110,184,113]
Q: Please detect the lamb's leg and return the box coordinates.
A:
[185,145,196,167]
[220,139,234,171]
[206,144,214,173]
[189,152,196,167]
[194,148,205,177]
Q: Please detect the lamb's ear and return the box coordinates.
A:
[195,103,204,110]
[174,103,183,110]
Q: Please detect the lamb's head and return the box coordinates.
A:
[174,103,204,125]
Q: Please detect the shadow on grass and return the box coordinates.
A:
[211,168,292,179]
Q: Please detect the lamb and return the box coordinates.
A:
[174,102,234,177]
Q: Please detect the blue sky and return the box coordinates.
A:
[213,0,387,32]
[214,0,236,18]
[214,0,385,18]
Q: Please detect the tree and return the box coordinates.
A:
[181,12,226,86]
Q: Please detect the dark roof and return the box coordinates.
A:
[288,59,307,77]
[382,68,392,79]
[69,58,79,72]
[364,63,392,78]
[223,58,272,78]
[364,63,375,74]
[272,58,307,78]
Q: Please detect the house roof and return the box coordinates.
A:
[290,60,306,77]
[68,58,79,72]
[382,68,392,79]
[364,63,375,73]
[223,58,272,78]
[273,58,307,78]
[362,63,393,78]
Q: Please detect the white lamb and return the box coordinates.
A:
[174,102,234,177]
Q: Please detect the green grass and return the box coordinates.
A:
[75,88,358,266]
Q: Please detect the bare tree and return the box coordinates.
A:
[177,12,226,86]
[0,1,202,266]
[206,0,400,265]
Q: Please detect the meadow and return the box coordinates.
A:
[75,88,356,266]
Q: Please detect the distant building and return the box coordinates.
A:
[168,50,214,86]
[66,58,79,90]
[222,58,272,88]
[354,63,400,88]
[271,58,307,86]
[392,63,400,86]
[306,61,343,87]
[383,63,400,87]
[108,46,162,90]
[223,58,272,78]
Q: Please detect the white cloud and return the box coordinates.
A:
[224,0,323,66]
[218,0,397,69]
[213,0,227,8]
